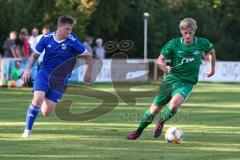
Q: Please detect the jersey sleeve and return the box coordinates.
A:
[35,36,46,54]
[74,39,88,55]
[201,38,214,53]
[160,39,174,58]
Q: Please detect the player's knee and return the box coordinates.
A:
[32,97,44,106]
[169,101,181,111]
[32,91,45,106]
[169,99,184,110]
[150,105,161,116]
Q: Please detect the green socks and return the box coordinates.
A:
[136,109,154,133]
[136,106,177,133]
[159,106,177,124]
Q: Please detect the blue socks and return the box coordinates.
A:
[25,104,41,131]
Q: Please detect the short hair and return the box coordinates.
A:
[57,15,76,26]
[43,25,50,30]
[20,28,28,35]
[179,18,197,31]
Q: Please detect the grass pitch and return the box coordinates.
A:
[0,82,240,160]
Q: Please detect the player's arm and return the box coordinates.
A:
[157,54,171,73]
[22,35,46,82]
[81,51,93,83]
[74,36,93,83]
[205,49,216,77]
[22,53,40,82]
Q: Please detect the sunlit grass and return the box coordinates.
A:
[0,82,240,160]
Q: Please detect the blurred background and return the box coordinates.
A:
[0,0,239,60]
[0,0,240,85]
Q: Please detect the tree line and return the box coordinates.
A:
[0,0,239,60]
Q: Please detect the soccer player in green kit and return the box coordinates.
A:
[127,17,216,140]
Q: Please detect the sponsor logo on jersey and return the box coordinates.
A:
[193,50,200,55]
[47,44,52,48]
[62,44,67,49]
[181,57,194,64]
[177,50,184,54]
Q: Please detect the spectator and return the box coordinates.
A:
[36,25,50,43]
[36,25,50,71]
[28,27,39,54]
[2,31,19,58]
[10,60,23,81]
[20,28,30,57]
[94,38,105,59]
[16,29,30,58]
[83,36,93,55]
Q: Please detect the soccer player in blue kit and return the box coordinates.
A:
[21,15,93,138]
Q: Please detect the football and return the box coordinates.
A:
[165,127,183,144]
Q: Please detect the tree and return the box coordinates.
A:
[0,0,239,60]
[0,0,96,55]
[87,0,240,60]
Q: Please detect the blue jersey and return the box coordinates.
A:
[35,32,87,73]
[33,32,87,102]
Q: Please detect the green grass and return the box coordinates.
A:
[0,82,240,160]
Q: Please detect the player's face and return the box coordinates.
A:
[180,27,195,45]
[58,23,74,39]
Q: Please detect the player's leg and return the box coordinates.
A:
[161,84,193,123]
[153,83,193,138]
[127,104,164,140]
[153,95,184,138]
[127,81,172,140]
[162,94,184,122]
[41,88,62,116]
[22,91,45,138]
[137,104,164,132]
[22,69,50,138]
[41,98,58,116]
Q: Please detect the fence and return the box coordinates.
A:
[0,58,240,83]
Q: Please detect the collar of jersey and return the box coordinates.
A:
[180,37,197,46]
[53,32,67,43]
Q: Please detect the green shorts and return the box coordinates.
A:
[153,81,193,106]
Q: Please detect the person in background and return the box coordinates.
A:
[2,31,19,58]
[94,38,105,59]
[28,27,39,54]
[16,29,31,58]
[10,60,23,81]
[36,25,50,71]
[83,36,93,55]
[20,28,30,58]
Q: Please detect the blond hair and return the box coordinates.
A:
[179,18,197,31]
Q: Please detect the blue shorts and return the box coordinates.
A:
[33,69,68,103]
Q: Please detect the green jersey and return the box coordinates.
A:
[10,67,23,81]
[161,37,214,84]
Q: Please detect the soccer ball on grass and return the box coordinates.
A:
[165,127,183,144]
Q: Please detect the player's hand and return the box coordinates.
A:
[83,72,91,84]
[205,70,215,78]
[159,65,171,73]
[165,66,171,73]
[21,70,30,83]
